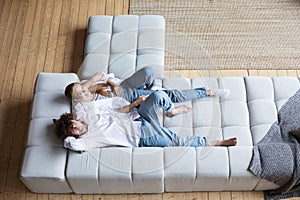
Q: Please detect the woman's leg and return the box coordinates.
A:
[129,87,208,105]
[120,66,155,90]
[119,66,156,102]
[162,87,208,102]
[126,87,208,104]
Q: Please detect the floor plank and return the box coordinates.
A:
[72,0,89,72]
[43,0,63,72]
[20,0,47,100]
[124,0,130,14]
[105,0,115,16]
[35,0,54,73]
[0,0,13,51]
[63,0,80,72]
[114,0,124,16]
[97,0,107,15]
[4,100,30,200]
[53,0,71,73]
[0,0,19,100]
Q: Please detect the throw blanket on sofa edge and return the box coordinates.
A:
[248,89,300,200]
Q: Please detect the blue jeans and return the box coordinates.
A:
[137,91,207,147]
[120,66,155,101]
[130,88,207,103]
[120,67,208,103]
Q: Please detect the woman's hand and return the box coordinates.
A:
[84,72,105,89]
[95,72,105,81]
[95,83,111,97]
[111,85,122,97]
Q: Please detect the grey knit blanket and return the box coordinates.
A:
[248,89,300,199]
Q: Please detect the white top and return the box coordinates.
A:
[65,97,141,151]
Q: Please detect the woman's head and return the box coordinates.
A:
[64,83,75,99]
[64,82,94,102]
[53,113,88,138]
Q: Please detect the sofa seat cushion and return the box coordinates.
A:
[20,146,72,193]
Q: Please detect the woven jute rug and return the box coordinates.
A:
[130,0,300,70]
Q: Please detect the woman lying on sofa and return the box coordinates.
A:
[64,66,230,117]
[53,90,237,152]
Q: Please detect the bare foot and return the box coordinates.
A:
[211,137,237,147]
[166,105,192,117]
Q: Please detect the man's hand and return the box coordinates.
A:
[117,95,149,114]
[133,95,149,107]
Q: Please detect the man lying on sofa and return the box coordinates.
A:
[53,89,237,152]
[64,67,230,117]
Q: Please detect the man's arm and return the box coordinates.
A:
[117,95,148,113]
[64,136,86,151]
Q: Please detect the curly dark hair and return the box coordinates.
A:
[64,82,75,99]
[53,113,74,139]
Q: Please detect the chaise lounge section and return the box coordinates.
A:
[20,15,300,194]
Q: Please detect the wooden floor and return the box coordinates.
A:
[0,0,300,199]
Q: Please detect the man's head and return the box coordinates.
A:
[65,82,94,102]
[53,113,88,138]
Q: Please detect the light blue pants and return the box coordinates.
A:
[137,91,207,147]
[120,66,208,103]
[120,66,156,101]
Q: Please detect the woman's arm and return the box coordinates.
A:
[82,72,104,91]
[87,73,121,96]
[93,83,111,96]
[107,79,122,96]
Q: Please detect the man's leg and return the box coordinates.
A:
[138,91,174,122]
[138,91,207,147]
[210,137,238,146]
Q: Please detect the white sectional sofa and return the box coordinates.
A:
[20,15,300,194]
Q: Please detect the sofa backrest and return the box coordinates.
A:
[78,15,165,81]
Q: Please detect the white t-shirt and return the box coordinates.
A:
[65,97,141,151]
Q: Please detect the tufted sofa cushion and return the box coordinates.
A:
[20,15,300,194]
[78,15,165,80]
